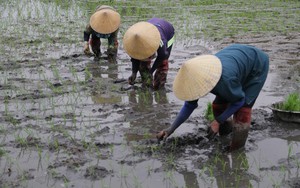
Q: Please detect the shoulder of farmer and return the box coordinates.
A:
[148,17,173,26]
[231,44,269,70]
[148,18,174,32]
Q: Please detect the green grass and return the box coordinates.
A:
[0,148,5,157]
[279,92,300,111]
[78,0,300,42]
[204,102,214,122]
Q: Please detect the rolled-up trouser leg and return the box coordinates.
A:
[91,34,101,57]
[153,59,169,90]
[233,107,252,124]
[230,107,252,151]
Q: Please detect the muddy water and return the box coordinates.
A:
[1,0,300,188]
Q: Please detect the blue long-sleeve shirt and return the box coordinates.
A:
[167,44,269,133]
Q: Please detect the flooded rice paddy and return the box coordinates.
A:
[0,0,300,187]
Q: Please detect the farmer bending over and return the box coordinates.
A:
[123,18,175,90]
[157,44,269,151]
[83,5,120,60]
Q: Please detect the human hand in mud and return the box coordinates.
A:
[128,73,137,85]
[84,42,92,56]
[206,120,220,140]
[156,130,169,142]
[107,47,118,56]
[107,48,118,63]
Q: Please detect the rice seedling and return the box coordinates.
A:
[296,158,300,169]
[142,132,152,139]
[288,143,293,160]
[120,164,129,178]
[165,152,176,168]
[204,102,214,122]
[4,98,9,117]
[164,170,177,187]
[109,144,115,154]
[133,175,142,188]
[49,138,60,153]
[36,144,42,159]
[270,174,281,188]
[51,64,62,81]
[63,178,70,188]
[81,138,89,150]
[94,145,103,159]
[279,92,300,111]
[14,134,27,148]
[0,147,5,157]
[84,66,92,81]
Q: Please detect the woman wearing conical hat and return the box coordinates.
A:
[123,18,175,90]
[83,5,121,61]
[157,44,269,151]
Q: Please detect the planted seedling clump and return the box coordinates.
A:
[278,92,300,111]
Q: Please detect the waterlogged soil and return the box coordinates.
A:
[1,2,300,188]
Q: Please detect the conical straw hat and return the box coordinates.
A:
[90,8,120,34]
[123,22,160,60]
[173,55,222,101]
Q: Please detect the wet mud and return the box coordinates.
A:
[1,1,300,188]
[1,33,299,187]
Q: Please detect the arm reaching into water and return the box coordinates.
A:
[156,100,198,140]
[128,59,140,85]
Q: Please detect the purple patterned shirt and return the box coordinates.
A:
[148,18,175,62]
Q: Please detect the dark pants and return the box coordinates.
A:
[212,96,253,151]
[90,34,101,57]
[90,30,119,59]
[153,59,169,90]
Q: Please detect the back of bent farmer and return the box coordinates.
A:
[123,18,175,90]
[157,44,269,151]
[83,5,120,60]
